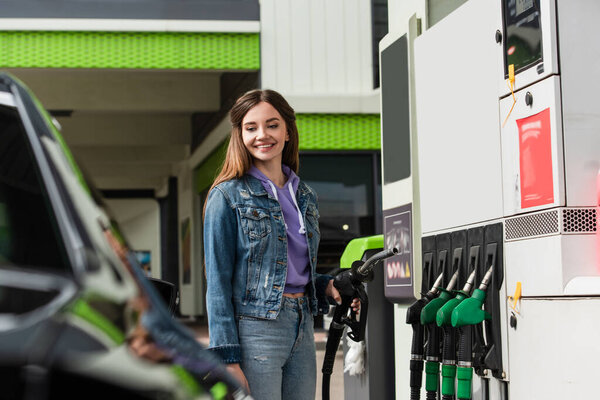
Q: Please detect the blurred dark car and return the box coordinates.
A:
[0,72,247,400]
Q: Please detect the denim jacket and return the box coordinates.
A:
[203,174,331,363]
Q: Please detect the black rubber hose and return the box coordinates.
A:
[441,327,456,400]
[425,325,441,400]
[426,326,441,360]
[322,373,331,400]
[407,298,427,400]
[482,377,489,400]
[321,325,345,400]
[411,323,425,355]
[410,359,424,400]
[457,326,472,364]
[426,391,437,400]
[441,327,456,363]
[411,387,421,400]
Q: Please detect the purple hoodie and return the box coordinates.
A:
[247,165,310,294]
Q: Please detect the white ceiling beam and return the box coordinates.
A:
[71,145,189,164]
[83,162,174,178]
[57,113,191,146]
[93,176,167,190]
[10,69,221,112]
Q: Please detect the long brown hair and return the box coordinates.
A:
[208,89,300,195]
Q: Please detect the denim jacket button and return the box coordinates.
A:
[308,232,313,238]
[252,210,259,217]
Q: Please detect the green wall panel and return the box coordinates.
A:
[0,31,259,70]
[195,140,229,194]
[296,113,381,150]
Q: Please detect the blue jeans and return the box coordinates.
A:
[238,296,316,400]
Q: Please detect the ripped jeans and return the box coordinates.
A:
[238,296,316,400]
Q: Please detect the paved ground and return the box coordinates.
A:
[182,319,344,399]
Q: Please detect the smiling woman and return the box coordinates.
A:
[202,89,357,400]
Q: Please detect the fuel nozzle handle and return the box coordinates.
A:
[421,271,459,323]
[436,268,477,328]
[451,266,493,328]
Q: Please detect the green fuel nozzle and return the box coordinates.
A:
[418,271,457,399]
[451,266,493,328]
[421,270,459,325]
[431,269,476,400]
[436,268,477,327]
[451,266,494,400]
[405,272,445,400]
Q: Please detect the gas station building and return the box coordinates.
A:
[0,0,387,317]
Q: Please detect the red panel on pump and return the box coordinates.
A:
[516,108,554,209]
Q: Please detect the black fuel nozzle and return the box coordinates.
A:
[331,247,398,342]
[322,247,398,400]
[405,272,444,400]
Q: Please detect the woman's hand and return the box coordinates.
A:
[325,279,361,313]
[226,363,250,394]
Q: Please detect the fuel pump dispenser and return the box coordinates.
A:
[379,0,600,398]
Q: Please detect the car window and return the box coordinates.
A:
[0,105,69,272]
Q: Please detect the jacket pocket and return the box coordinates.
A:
[239,207,271,302]
[239,207,272,239]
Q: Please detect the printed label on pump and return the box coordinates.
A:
[516,108,554,209]
[383,204,414,302]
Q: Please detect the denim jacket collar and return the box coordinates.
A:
[243,174,312,202]
[243,174,269,197]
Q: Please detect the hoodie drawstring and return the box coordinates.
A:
[266,180,306,235]
[288,183,306,235]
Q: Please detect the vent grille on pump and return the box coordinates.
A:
[505,208,598,241]
[562,208,598,233]
[505,210,559,240]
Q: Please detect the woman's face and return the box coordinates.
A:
[241,101,289,169]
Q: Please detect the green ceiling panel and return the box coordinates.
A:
[296,113,381,150]
[0,31,260,70]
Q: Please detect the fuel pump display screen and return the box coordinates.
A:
[503,0,543,76]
